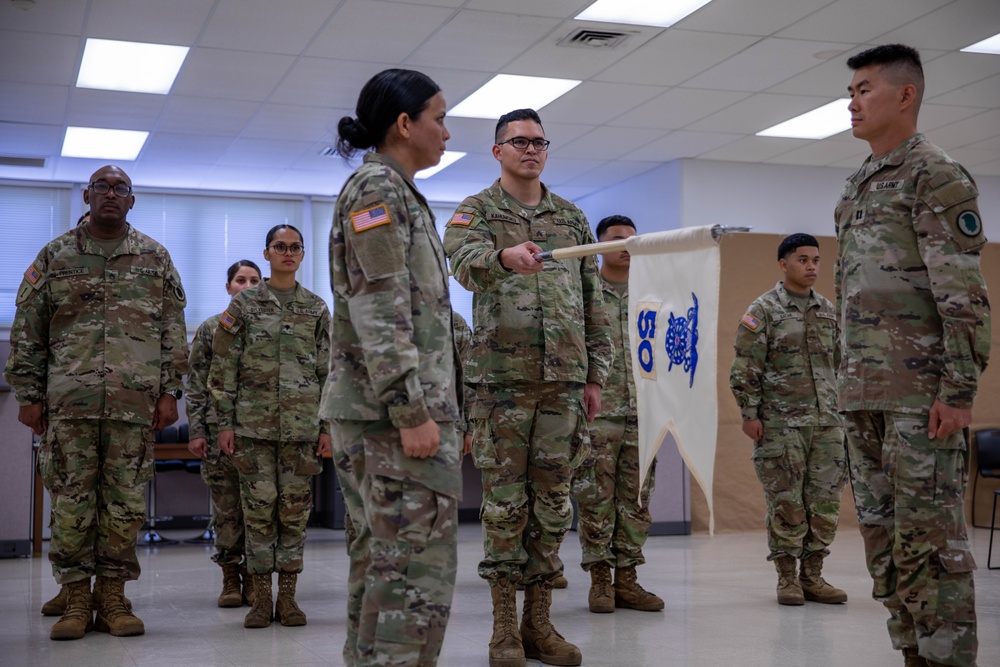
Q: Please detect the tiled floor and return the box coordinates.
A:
[1,524,998,667]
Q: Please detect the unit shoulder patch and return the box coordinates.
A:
[956,210,982,238]
[350,204,392,233]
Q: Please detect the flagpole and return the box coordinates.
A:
[534,225,751,261]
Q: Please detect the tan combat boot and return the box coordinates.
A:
[521,582,582,667]
[902,647,929,667]
[218,563,243,608]
[94,576,144,636]
[92,577,133,612]
[799,553,847,604]
[773,555,805,606]
[489,577,525,667]
[275,572,307,626]
[241,564,255,606]
[613,565,664,611]
[587,563,614,613]
[50,579,93,640]
[244,573,273,628]
[41,585,69,616]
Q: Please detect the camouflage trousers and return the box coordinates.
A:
[230,436,320,575]
[332,420,458,667]
[471,382,588,585]
[752,423,847,560]
[845,411,977,667]
[571,415,655,570]
[200,434,245,566]
[37,419,154,583]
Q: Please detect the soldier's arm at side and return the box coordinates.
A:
[730,303,769,440]
[159,255,189,397]
[208,296,246,434]
[5,251,53,435]
[185,320,214,456]
[315,306,332,437]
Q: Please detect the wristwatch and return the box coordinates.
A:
[165,389,183,399]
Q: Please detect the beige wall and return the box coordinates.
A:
[689,235,1000,533]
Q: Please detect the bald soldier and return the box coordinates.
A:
[838,45,990,667]
[5,165,188,641]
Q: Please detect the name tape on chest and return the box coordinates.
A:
[488,212,519,224]
[24,264,41,284]
[449,213,473,226]
[740,312,761,331]
[350,204,391,233]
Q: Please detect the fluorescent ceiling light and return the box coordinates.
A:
[416,151,466,179]
[961,33,1000,54]
[61,127,149,160]
[450,74,581,119]
[77,38,189,94]
[756,99,851,140]
[576,0,713,28]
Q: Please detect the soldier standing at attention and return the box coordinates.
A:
[571,215,664,615]
[186,260,261,608]
[837,44,990,667]
[729,234,848,607]
[443,108,612,667]
[322,68,462,667]
[5,164,188,640]
[209,225,331,629]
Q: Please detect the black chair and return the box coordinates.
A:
[972,429,1000,528]
[989,490,1000,570]
[143,427,182,546]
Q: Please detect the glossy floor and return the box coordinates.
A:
[1,524,998,667]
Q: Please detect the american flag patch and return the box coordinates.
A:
[25,264,41,284]
[741,312,761,331]
[450,213,473,226]
[220,311,236,330]
[350,204,391,233]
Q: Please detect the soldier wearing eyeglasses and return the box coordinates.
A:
[4,165,189,641]
[443,108,612,667]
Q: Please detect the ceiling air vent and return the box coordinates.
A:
[319,146,337,157]
[0,155,45,167]
[558,28,635,49]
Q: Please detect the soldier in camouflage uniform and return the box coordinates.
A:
[4,165,188,641]
[321,69,462,667]
[443,108,612,667]
[837,45,991,667]
[209,225,331,630]
[186,260,261,608]
[729,233,848,607]
[570,215,664,615]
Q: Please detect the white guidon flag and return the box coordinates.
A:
[627,226,720,534]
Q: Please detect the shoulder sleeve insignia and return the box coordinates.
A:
[740,312,761,331]
[957,210,982,238]
[25,264,41,285]
[350,204,391,233]
[220,311,237,330]
[449,212,473,226]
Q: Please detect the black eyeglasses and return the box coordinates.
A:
[88,181,132,197]
[497,136,550,151]
[269,243,304,256]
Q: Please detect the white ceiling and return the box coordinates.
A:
[1,0,999,202]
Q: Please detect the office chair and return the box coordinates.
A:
[972,429,1000,569]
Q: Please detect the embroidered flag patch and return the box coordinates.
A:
[25,264,41,284]
[450,213,473,226]
[220,311,236,330]
[741,313,761,331]
[350,204,391,232]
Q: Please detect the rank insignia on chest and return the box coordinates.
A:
[741,312,760,331]
[350,204,391,232]
[220,311,236,330]
[450,213,473,226]
[24,264,41,284]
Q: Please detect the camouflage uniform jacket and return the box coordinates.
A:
[835,134,991,413]
[320,152,462,430]
[598,277,635,418]
[209,281,331,442]
[452,309,476,433]
[730,282,841,428]
[442,179,612,387]
[4,223,188,424]
[186,315,219,442]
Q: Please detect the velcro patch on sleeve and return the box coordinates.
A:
[220,311,237,330]
[24,264,41,285]
[449,212,474,226]
[350,204,391,233]
[741,312,761,331]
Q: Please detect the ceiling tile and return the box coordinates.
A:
[924,52,1000,98]
[777,0,953,43]
[0,122,63,156]
[542,157,606,186]
[201,165,281,192]
[271,58,396,109]
[875,0,1000,51]
[762,140,872,167]
[594,30,759,87]
[565,160,659,189]
[140,133,233,165]
[0,82,70,125]
[676,0,834,35]
[623,131,741,162]
[0,30,79,86]
[919,103,992,131]
[946,147,1000,167]
[54,156,131,183]
[200,0,337,54]
[928,74,1000,109]
[685,38,855,93]
[700,136,813,162]
[555,126,668,160]
[0,0,85,35]
[269,168,354,197]
[241,104,341,142]
[464,0,589,18]
[686,93,834,134]
[439,117,497,153]
[307,0,454,62]
[86,0,213,44]
[127,162,215,190]
[540,82,663,125]
[926,110,1000,150]
[406,10,561,72]
[66,89,166,131]
[610,88,751,130]
[384,0,465,6]
[172,48,296,102]
[766,52,861,97]
[157,95,261,137]
[970,158,1000,176]
[217,138,315,169]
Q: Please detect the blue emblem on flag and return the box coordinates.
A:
[665,292,699,388]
